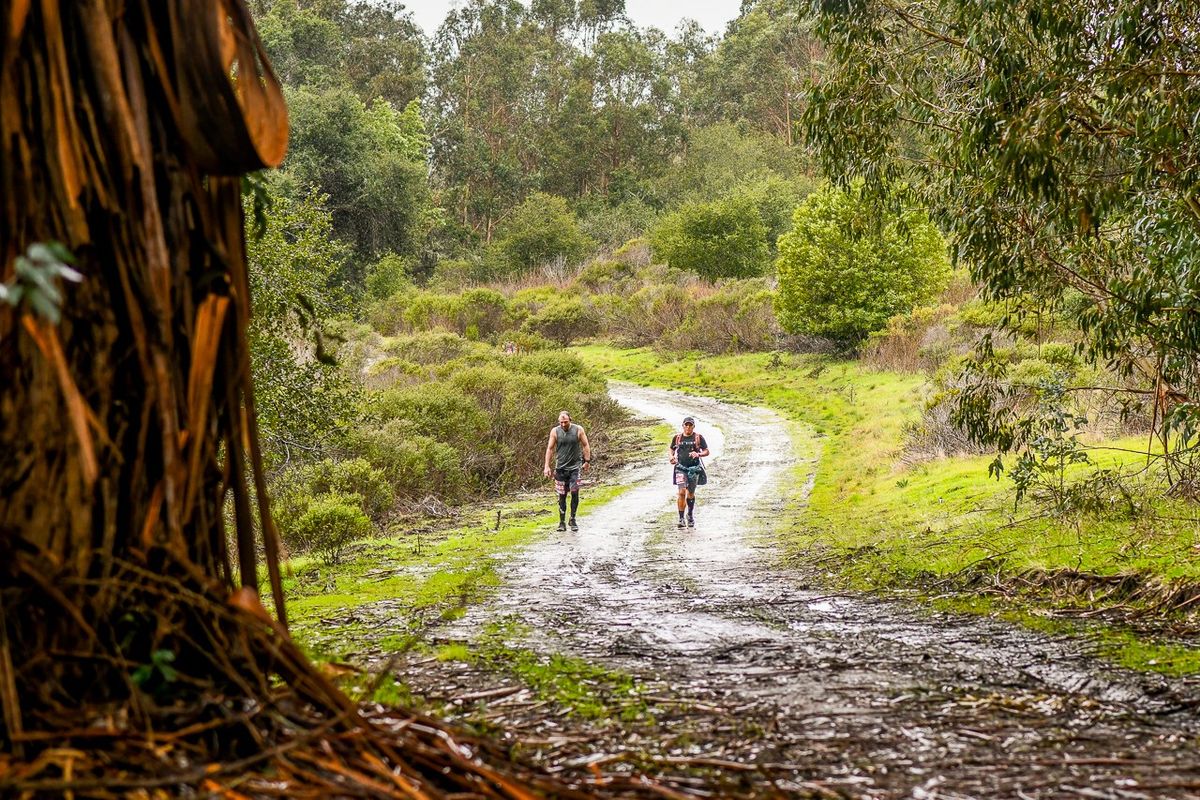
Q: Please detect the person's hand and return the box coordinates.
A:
[582,461,590,471]
[670,456,677,465]
[543,466,552,478]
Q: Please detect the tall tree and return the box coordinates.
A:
[697,0,824,145]
[0,2,573,794]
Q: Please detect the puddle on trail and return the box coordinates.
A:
[371,383,1200,799]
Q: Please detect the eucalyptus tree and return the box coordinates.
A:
[806,0,1200,487]
[697,0,825,145]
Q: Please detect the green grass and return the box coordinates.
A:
[434,619,649,722]
[281,410,661,662]
[575,345,1200,674]
[286,482,636,651]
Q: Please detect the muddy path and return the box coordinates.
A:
[375,384,1200,799]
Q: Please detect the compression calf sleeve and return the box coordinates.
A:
[558,494,567,518]
[570,492,579,517]
[686,498,695,514]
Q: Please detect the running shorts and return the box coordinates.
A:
[555,467,582,494]
[673,465,700,492]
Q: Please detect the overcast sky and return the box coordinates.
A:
[407,0,742,38]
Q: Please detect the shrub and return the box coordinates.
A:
[573,259,637,294]
[383,331,477,364]
[366,253,414,300]
[599,283,691,346]
[456,288,509,339]
[348,422,465,500]
[493,192,593,275]
[774,182,951,346]
[613,237,652,266]
[510,351,588,383]
[402,292,459,332]
[289,492,371,566]
[364,357,424,390]
[664,281,779,353]
[373,383,488,445]
[862,304,958,372]
[522,296,599,346]
[304,458,394,521]
[649,194,770,279]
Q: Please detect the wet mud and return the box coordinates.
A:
[372,384,1200,799]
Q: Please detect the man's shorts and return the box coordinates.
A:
[673,465,700,492]
[555,467,582,495]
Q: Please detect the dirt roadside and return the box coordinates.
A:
[359,383,1200,799]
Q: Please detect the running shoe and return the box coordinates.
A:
[687,516,695,528]
[569,518,579,531]
[557,520,567,532]
[677,517,685,528]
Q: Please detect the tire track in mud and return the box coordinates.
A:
[389,383,1200,799]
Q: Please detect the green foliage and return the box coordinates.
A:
[649,194,769,279]
[289,492,372,566]
[245,189,359,464]
[522,296,599,346]
[281,87,432,272]
[1,242,82,324]
[774,182,950,345]
[664,280,779,354]
[347,423,465,500]
[366,253,415,300]
[806,0,1200,489]
[492,193,592,275]
[254,0,426,110]
[304,458,394,521]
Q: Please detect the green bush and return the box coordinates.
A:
[289,492,371,566]
[366,253,414,300]
[522,296,599,346]
[457,288,509,339]
[348,421,465,500]
[402,292,460,332]
[573,259,637,294]
[774,182,951,346]
[511,351,588,383]
[373,382,488,445]
[649,194,770,279]
[304,458,394,521]
[664,281,778,353]
[493,192,593,275]
[383,331,479,364]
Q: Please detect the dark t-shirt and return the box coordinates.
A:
[670,432,708,467]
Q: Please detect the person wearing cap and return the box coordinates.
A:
[669,416,710,527]
[544,410,591,531]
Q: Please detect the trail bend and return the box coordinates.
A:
[395,383,1200,799]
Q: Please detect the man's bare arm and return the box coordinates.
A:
[543,430,557,477]
[580,428,592,470]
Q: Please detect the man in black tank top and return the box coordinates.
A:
[669,416,709,527]
[544,410,592,531]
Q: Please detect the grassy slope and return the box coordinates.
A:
[576,345,1200,672]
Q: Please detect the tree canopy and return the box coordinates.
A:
[806,0,1200,482]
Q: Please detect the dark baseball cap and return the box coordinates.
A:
[682,416,695,425]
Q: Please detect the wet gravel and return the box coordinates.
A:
[373,384,1200,799]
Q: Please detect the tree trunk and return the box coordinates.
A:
[0,0,295,755]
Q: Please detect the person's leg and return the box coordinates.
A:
[555,469,568,530]
[686,491,696,524]
[676,485,687,526]
[569,491,580,528]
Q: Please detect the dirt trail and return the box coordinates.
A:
[385,384,1200,799]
